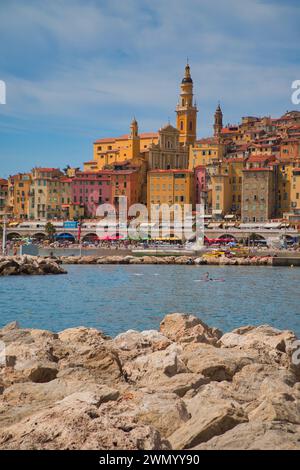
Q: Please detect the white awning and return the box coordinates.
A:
[264,222,282,229]
[239,223,262,229]
[224,214,235,220]
[207,222,222,228]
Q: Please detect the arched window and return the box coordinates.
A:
[182,99,185,106]
[180,121,184,131]
[189,121,193,131]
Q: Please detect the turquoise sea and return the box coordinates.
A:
[0,265,299,337]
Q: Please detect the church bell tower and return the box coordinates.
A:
[176,62,198,146]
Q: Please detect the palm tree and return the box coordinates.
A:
[45,222,56,241]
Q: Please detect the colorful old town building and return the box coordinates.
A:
[71,171,112,218]
[8,173,32,219]
[0,178,8,220]
[147,169,194,209]
[86,119,157,172]
[290,168,300,219]
[242,168,276,223]
[189,136,226,169]
[29,168,63,219]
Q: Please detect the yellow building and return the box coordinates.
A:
[210,169,231,218]
[227,159,244,216]
[208,158,243,218]
[277,159,295,217]
[175,63,198,146]
[86,119,158,171]
[189,137,225,169]
[29,168,63,219]
[290,167,300,214]
[147,169,194,209]
[8,173,32,219]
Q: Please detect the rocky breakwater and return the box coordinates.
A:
[0,256,67,276]
[0,314,300,450]
[60,254,273,266]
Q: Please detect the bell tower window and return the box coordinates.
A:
[180,121,184,131]
[189,121,193,131]
[182,99,185,106]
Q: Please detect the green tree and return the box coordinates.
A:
[45,222,56,241]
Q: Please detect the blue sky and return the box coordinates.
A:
[0,0,299,177]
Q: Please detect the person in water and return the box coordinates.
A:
[204,272,210,281]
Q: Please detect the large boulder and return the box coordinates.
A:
[194,421,300,450]
[0,400,170,450]
[112,329,171,362]
[123,343,188,384]
[181,342,254,381]
[58,326,109,346]
[102,391,189,438]
[248,392,300,424]
[159,313,222,346]
[231,363,297,406]
[220,324,300,376]
[168,399,247,449]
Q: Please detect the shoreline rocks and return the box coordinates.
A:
[0,313,299,450]
[0,256,67,276]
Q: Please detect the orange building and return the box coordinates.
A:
[147,169,194,209]
[8,173,32,219]
[86,119,158,171]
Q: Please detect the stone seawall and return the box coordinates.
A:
[0,314,300,450]
[0,256,67,276]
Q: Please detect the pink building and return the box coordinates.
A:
[194,165,208,209]
[71,171,112,217]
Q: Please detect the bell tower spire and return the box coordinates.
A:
[176,62,198,146]
[129,117,140,161]
[214,102,223,137]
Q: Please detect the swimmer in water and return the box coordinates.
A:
[204,272,210,281]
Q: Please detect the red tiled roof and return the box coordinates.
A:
[221,127,239,134]
[94,132,158,144]
[247,154,276,163]
[0,179,8,185]
[60,178,73,183]
[225,158,244,163]
[195,137,218,144]
[35,167,59,172]
[94,138,116,144]
[235,144,250,150]
[140,132,158,139]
